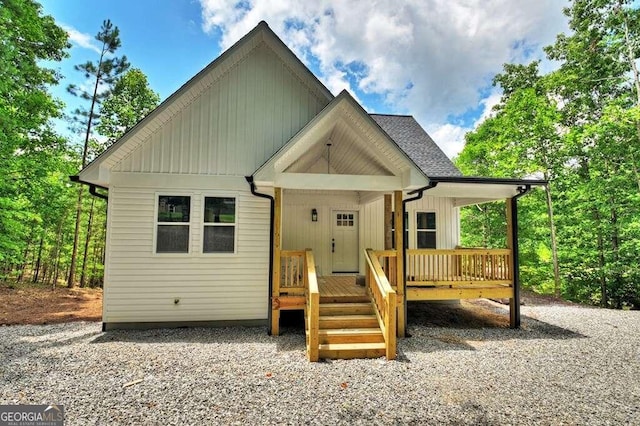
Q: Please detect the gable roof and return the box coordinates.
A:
[75,21,459,188]
[371,114,462,177]
[253,90,429,190]
[77,21,333,187]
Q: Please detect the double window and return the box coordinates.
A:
[155,195,236,254]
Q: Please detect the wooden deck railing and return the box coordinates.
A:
[364,249,396,360]
[280,250,306,295]
[406,248,513,287]
[371,250,398,289]
[304,249,320,362]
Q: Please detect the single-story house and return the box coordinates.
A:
[73,21,545,361]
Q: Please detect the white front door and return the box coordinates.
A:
[332,211,359,273]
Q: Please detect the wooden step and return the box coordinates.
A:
[319,314,379,329]
[318,328,384,344]
[318,342,386,359]
[319,302,373,316]
[320,295,370,304]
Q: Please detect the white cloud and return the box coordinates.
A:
[428,123,470,160]
[62,24,101,54]
[198,0,569,157]
[473,91,503,128]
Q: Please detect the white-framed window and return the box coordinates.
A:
[416,212,436,249]
[203,196,237,254]
[155,195,191,253]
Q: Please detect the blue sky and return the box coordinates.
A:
[40,0,569,158]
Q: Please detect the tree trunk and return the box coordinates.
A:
[80,198,95,287]
[53,231,65,291]
[67,186,84,288]
[90,212,103,286]
[16,233,33,282]
[68,43,106,289]
[32,233,44,283]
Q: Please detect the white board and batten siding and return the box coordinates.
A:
[112,41,328,176]
[281,191,459,276]
[103,40,328,325]
[405,196,460,250]
[282,190,383,276]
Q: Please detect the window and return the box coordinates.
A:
[336,213,354,227]
[203,196,236,253]
[416,212,436,249]
[391,212,409,249]
[156,196,191,253]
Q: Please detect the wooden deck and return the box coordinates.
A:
[318,276,367,303]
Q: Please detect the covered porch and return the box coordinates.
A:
[248,91,545,361]
[267,177,543,362]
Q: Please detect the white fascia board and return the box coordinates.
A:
[427,182,519,200]
[401,168,429,189]
[77,163,109,187]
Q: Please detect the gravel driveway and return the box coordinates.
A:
[1,302,638,425]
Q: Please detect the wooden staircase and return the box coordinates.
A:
[310,294,387,360]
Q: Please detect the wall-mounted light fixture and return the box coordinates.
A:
[311,208,318,222]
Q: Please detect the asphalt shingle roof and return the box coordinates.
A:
[371,114,462,177]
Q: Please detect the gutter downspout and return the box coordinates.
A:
[510,184,531,329]
[69,175,108,201]
[246,176,275,335]
[401,181,438,336]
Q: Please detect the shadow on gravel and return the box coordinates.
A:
[90,312,309,355]
[91,326,269,345]
[405,300,585,347]
[88,302,584,360]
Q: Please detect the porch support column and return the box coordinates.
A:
[506,196,520,329]
[272,187,282,335]
[394,190,406,337]
[384,194,393,250]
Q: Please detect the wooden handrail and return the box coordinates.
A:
[305,249,320,362]
[364,248,396,360]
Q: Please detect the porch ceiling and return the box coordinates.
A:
[253,91,428,191]
[285,118,394,176]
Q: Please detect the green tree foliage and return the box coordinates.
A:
[0,3,157,289]
[97,68,160,145]
[0,0,70,268]
[457,0,640,309]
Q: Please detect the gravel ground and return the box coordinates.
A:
[1,302,639,425]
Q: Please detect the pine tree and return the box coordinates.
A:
[67,19,129,288]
